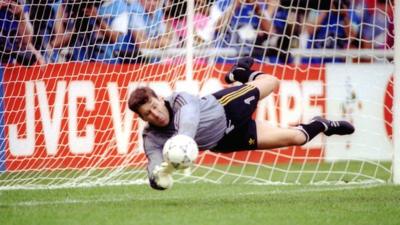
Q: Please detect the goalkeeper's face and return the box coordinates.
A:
[137,96,170,127]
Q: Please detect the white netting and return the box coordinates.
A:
[0,0,395,189]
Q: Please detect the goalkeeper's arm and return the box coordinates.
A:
[173,92,200,138]
[144,137,176,190]
[149,162,175,190]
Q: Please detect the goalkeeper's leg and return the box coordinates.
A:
[255,117,355,149]
[225,57,279,99]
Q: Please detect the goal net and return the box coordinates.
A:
[0,0,396,189]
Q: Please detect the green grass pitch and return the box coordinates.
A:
[1,183,400,225]
[0,161,397,224]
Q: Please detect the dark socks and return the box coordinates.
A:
[230,69,264,83]
[297,121,327,144]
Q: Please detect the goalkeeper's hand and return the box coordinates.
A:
[149,162,175,190]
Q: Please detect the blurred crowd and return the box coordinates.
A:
[0,0,395,66]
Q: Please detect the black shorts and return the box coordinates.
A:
[211,84,260,153]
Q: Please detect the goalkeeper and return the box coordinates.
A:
[128,57,355,190]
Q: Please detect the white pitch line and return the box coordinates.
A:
[233,183,383,197]
[0,184,384,207]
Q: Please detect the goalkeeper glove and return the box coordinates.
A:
[149,162,175,190]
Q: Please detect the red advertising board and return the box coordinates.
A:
[3,63,325,171]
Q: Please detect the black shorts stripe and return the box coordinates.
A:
[218,85,256,106]
[218,85,253,105]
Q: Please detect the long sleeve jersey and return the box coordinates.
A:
[143,92,227,177]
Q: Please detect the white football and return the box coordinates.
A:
[163,134,199,170]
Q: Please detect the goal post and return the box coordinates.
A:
[0,0,396,189]
[393,0,400,184]
[185,0,195,82]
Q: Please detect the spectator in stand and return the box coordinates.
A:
[88,0,129,63]
[251,0,299,64]
[50,0,128,63]
[164,0,212,47]
[195,0,231,43]
[213,0,292,64]
[0,0,45,66]
[125,0,173,63]
[25,0,58,62]
[160,0,212,64]
[360,0,394,57]
[299,0,359,64]
[51,0,101,62]
[213,0,266,62]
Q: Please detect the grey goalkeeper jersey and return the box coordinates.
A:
[143,92,227,176]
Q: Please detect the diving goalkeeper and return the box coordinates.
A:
[128,57,355,190]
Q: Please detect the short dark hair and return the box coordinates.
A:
[128,87,157,114]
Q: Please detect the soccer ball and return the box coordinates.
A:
[163,134,199,170]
